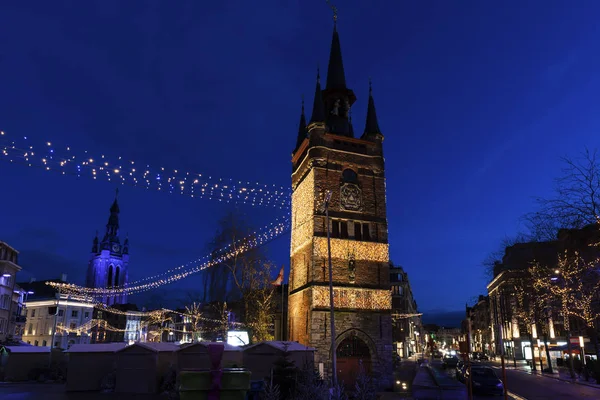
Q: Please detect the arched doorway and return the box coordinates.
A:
[336,335,371,387]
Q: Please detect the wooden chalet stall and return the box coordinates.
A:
[242,341,315,381]
[0,346,52,382]
[65,343,127,391]
[115,342,178,394]
[177,342,243,370]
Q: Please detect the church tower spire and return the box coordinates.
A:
[87,190,130,306]
[321,20,356,137]
[102,188,120,248]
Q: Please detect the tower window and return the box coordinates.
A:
[342,169,358,183]
[107,265,113,288]
[340,221,348,239]
[331,220,340,238]
[363,223,371,241]
[354,222,362,241]
[115,266,120,287]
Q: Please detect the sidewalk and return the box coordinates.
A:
[489,359,600,390]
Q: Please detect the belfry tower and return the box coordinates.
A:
[86,190,130,305]
[288,20,393,388]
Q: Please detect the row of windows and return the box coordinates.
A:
[0,247,18,263]
[391,286,404,296]
[28,308,90,319]
[0,274,12,287]
[330,220,373,241]
[0,294,10,310]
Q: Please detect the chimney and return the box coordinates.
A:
[60,273,67,282]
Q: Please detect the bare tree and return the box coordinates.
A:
[524,148,600,241]
[207,210,276,342]
[482,233,529,278]
[184,302,203,342]
[146,309,174,342]
[205,211,265,302]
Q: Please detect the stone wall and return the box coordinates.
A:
[310,310,393,390]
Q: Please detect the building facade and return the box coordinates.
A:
[390,264,422,359]
[19,278,94,349]
[487,225,600,363]
[467,295,491,354]
[288,21,393,388]
[0,241,21,342]
[86,191,130,305]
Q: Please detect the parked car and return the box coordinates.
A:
[464,366,504,396]
[471,352,489,361]
[442,354,459,369]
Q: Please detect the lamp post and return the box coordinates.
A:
[324,190,338,391]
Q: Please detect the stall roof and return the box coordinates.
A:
[117,342,179,353]
[178,342,242,352]
[244,341,315,352]
[1,346,51,353]
[67,343,128,353]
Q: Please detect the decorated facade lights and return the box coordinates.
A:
[0,130,291,209]
[46,215,290,296]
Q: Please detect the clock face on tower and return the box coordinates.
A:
[112,244,120,253]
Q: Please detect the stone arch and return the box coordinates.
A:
[332,328,378,387]
[333,328,377,359]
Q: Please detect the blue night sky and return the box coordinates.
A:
[1,1,600,319]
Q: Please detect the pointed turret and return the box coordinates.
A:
[102,189,121,249]
[326,22,347,91]
[123,235,130,255]
[362,80,383,141]
[309,69,326,125]
[294,99,307,152]
[91,231,99,253]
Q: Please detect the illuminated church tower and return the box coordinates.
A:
[86,190,129,305]
[288,20,393,388]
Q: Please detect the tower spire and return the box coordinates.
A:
[325,17,346,90]
[309,68,325,125]
[294,97,307,152]
[362,79,383,140]
[102,190,121,247]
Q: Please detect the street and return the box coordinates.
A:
[433,359,600,400]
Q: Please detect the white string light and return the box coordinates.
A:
[0,130,291,209]
[47,215,291,296]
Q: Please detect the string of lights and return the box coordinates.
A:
[47,215,291,296]
[0,130,291,209]
[92,302,246,327]
[125,216,289,288]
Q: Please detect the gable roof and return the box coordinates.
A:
[244,341,315,352]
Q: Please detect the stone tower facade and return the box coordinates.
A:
[86,191,130,305]
[288,22,393,389]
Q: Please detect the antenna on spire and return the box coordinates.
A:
[115,187,119,199]
[325,0,338,23]
[369,77,373,95]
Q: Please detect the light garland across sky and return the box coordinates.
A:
[0,130,291,209]
[47,215,291,296]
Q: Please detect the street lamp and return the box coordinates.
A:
[324,190,338,391]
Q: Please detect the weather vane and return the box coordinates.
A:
[325,0,338,22]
